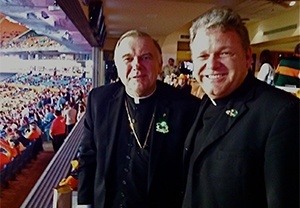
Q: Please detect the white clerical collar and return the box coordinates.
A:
[209,97,217,106]
[125,87,156,104]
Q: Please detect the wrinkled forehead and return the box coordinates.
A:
[191,27,240,47]
[114,36,159,57]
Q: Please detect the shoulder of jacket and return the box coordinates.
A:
[90,82,122,95]
[255,79,298,103]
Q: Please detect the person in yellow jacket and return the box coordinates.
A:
[59,159,79,190]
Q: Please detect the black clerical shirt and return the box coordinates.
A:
[105,94,157,208]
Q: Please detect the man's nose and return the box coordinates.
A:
[131,57,141,70]
[206,55,220,70]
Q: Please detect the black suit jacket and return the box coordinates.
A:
[183,74,299,208]
[78,81,200,208]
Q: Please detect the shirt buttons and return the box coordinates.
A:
[124,168,129,172]
[126,155,131,160]
[122,180,127,185]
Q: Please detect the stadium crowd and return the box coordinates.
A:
[0,70,92,170]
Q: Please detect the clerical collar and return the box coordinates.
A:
[209,98,217,106]
[125,87,157,104]
[209,96,231,106]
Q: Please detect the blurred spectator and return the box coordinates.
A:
[160,58,178,80]
[0,136,18,158]
[4,127,15,141]
[63,102,77,135]
[178,61,193,75]
[76,103,86,121]
[176,73,192,94]
[24,122,43,158]
[8,138,26,155]
[59,159,79,190]
[42,105,55,142]
[49,110,66,153]
[257,49,275,85]
[274,43,300,88]
[56,91,66,110]
[14,128,30,147]
[0,149,11,169]
[24,122,42,141]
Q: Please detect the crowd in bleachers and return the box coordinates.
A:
[0,15,61,50]
[0,70,92,186]
[0,15,29,48]
[1,30,61,50]
[0,31,25,47]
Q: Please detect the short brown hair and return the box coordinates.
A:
[190,7,250,53]
[115,30,162,55]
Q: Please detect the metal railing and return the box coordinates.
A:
[21,116,85,208]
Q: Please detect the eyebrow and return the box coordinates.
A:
[121,52,153,59]
[141,52,153,57]
[121,53,132,59]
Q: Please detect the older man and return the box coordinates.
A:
[78,30,200,208]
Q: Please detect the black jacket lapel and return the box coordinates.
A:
[198,101,248,154]
[183,96,209,169]
[147,90,171,191]
[104,86,125,176]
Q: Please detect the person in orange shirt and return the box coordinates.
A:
[0,138,18,159]
[59,159,79,190]
[24,123,42,141]
[24,122,43,158]
[0,150,11,170]
[49,110,66,153]
[0,139,13,163]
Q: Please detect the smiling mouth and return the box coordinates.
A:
[204,74,226,80]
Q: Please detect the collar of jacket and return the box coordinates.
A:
[183,72,257,166]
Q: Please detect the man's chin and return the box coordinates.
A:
[202,87,220,99]
[126,86,143,96]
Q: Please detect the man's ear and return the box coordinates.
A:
[158,57,163,73]
[246,47,253,70]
